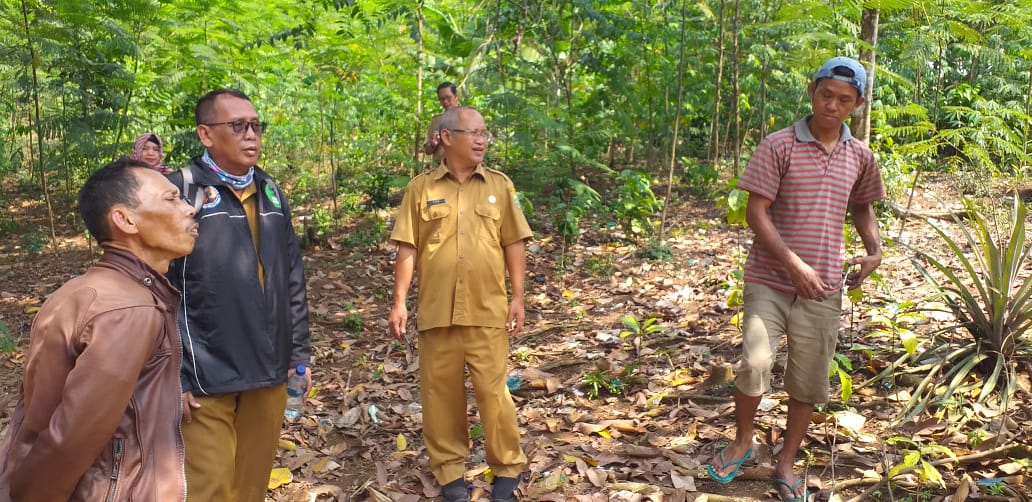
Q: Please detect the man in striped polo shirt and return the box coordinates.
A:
[706,56,885,501]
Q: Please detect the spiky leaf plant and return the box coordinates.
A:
[902,196,1032,426]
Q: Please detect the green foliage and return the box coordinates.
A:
[339,303,365,334]
[681,158,719,195]
[19,227,47,256]
[721,182,749,227]
[469,423,484,439]
[902,197,1032,424]
[724,266,745,309]
[583,255,614,277]
[581,368,624,399]
[611,169,662,238]
[360,172,409,210]
[985,480,1006,496]
[310,207,335,242]
[619,314,664,340]
[637,241,673,261]
[0,322,17,354]
[554,179,601,245]
[885,436,957,489]
[341,213,389,250]
[828,353,854,403]
[866,301,926,356]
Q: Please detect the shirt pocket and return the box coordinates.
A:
[420,203,450,243]
[475,203,501,244]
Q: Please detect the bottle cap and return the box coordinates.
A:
[296,365,307,375]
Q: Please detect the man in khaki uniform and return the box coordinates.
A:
[390,106,530,502]
[422,82,460,164]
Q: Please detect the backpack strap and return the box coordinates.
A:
[181,165,204,213]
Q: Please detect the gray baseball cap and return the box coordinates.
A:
[815,56,866,95]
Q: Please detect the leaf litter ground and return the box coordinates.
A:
[0,174,1029,501]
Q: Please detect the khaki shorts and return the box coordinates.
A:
[736,282,842,404]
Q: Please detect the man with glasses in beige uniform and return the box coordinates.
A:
[390,106,530,502]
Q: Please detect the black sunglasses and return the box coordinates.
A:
[203,120,268,135]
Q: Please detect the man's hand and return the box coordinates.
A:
[389,304,408,340]
[506,298,525,335]
[846,254,881,289]
[788,258,830,301]
[422,133,441,154]
[182,391,201,423]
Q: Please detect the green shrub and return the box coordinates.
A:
[901,196,1032,425]
[612,169,662,238]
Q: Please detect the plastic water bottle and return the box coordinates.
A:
[284,365,307,420]
[506,370,522,392]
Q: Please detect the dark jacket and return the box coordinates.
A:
[0,248,186,502]
[167,157,310,396]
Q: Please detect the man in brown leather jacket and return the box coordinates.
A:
[0,158,199,502]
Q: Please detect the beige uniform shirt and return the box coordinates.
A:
[425,114,445,163]
[391,164,532,331]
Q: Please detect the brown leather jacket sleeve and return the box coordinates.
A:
[9,307,162,501]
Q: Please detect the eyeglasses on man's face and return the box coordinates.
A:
[447,129,492,141]
[204,120,268,136]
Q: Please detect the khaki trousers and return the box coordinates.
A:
[182,384,287,502]
[419,326,527,484]
[737,282,842,404]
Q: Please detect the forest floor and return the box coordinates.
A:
[0,172,1030,502]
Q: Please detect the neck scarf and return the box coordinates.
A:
[201,150,254,190]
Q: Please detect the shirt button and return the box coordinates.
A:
[459,230,465,235]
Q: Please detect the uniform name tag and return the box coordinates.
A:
[426,198,446,206]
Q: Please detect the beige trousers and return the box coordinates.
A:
[419,326,527,484]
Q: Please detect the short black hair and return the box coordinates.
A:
[195,89,252,125]
[437,82,458,95]
[78,158,150,244]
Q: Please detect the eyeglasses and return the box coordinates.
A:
[203,120,268,136]
[447,129,493,141]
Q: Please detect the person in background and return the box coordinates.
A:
[166,89,311,502]
[705,56,884,502]
[0,158,197,502]
[422,81,461,164]
[390,106,530,502]
[131,133,173,174]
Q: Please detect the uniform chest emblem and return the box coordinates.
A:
[487,195,497,204]
[265,184,282,209]
[202,186,221,209]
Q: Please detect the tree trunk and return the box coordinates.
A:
[730,0,741,176]
[709,0,726,168]
[1024,63,1032,158]
[757,0,769,140]
[20,0,57,249]
[851,8,879,143]
[660,0,689,241]
[414,2,424,166]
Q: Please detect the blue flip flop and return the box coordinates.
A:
[705,446,753,484]
[772,476,809,502]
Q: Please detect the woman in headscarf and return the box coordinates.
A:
[131,133,173,174]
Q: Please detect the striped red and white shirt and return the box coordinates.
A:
[738,117,885,294]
